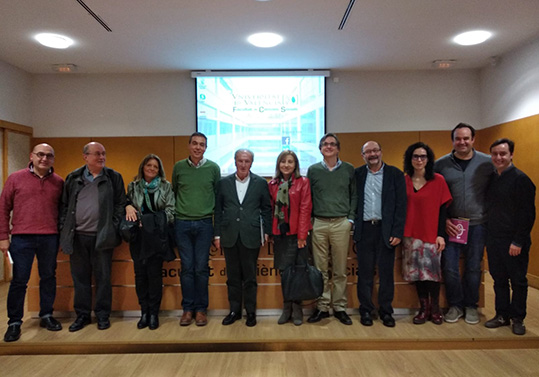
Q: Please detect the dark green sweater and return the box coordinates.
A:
[172,159,220,220]
[307,161,357,220]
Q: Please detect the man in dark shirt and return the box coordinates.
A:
[485,138,536,335]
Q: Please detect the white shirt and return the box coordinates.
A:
[235,174,250,204]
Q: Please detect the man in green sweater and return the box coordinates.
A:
[172,132,220,327]
[307,133,357,325]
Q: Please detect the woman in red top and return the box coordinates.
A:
[268,150,312,326]
[402,142,452,325]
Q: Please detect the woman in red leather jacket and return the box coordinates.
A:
[268,150,312,326]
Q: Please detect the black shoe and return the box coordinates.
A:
[40,316,62,331]
[222,312,241,326]
[485,315,510,329]
[334,311,353,325]
[381,313,395,328]
[307,309,330,323]
[246,313,257,327]
[4,324,21,342]
[512,318,526,335]
[137,314,148,329]
[149,314,159,330]
[69,316,91,332]
[97,318,111,330]
[360,312,373,326]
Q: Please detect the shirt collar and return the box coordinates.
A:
[367,162,385,174]
[84,166,103,181]
[187,157,207,168]
[235,173,250,183]
[321,158,342,171]
[28,162,53,177]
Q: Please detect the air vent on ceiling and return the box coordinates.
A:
[338,0,356,30]
[76,0,112,32]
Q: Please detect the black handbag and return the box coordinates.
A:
[281,248,323,302]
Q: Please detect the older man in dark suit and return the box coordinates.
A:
[214,149,272,327]
[354,140,407,328]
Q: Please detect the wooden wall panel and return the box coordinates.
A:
[27,236,484,312]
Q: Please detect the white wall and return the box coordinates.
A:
[29,69,481,137]
[0,61,32,125]
[480,37,539,127]
[328,69,480,132]
[30,72,196,137]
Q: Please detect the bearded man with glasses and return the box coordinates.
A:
[354,141,407,328]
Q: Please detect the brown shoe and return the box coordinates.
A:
[180,311,193,326]
[195,312,208,327]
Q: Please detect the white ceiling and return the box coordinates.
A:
[1,0,539,74]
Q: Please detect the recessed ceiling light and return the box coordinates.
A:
[453,30,492,46]
[247,32,283,48]
[35,33,74,49]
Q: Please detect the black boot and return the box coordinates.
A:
[278,301,292,324]
[149,314,159,330]
[137,312,148,329]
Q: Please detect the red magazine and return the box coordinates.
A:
[448,218,469,244]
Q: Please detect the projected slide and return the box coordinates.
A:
[196,75,326,177]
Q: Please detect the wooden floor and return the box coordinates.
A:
[1,275,539,376]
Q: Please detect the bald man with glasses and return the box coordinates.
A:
[1,144,64,342]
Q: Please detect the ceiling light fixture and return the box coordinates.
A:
[35,33,74,49]
[247,32,283,48]
[51,64,78,73]
[453,30,492,46]
[432,59,457,69]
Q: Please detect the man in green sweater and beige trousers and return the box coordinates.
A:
[307,133,357,325]
[172,132,220,327]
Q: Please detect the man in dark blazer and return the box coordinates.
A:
[214,149,272,327]
[354,141,407,328]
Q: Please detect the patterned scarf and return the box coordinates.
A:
[139,176,161,213]
[274,178,291,225]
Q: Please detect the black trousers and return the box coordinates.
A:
[70,233,113,319]
[356,222,395,316]
[487,237,530,320]
[133,254,163,315]
[224,239,260,314]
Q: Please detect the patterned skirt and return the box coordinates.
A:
[401,237,442,282]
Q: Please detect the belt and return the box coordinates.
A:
[364,219,381,225]
[315,216,346,222]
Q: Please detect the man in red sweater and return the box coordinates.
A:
[0,143,64,342]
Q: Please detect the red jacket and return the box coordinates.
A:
[268,176,312,240]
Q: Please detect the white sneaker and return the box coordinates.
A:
[465,307,480,324]
[444,306,463,323]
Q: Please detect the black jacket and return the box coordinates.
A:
[214,173,272,249]
[59,166,126,254]
[353,164,407,248]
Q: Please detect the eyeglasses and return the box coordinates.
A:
[412,154,428,161]
[33,152,55,159]
[86,151,106,157]
[362,148,381,155]
[322,142,338,147]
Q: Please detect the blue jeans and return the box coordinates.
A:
[7,234,59,325]
[442,223,486,309]
[175,218,213,312]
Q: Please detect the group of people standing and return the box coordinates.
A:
[0,124,535,343]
